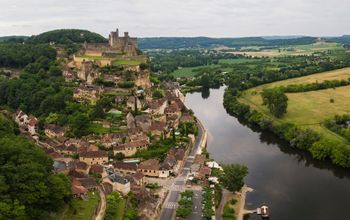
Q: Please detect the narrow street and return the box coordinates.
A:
[95,187,106,220]
[159,121,206,220]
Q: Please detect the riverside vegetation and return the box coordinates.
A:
[150,38,350,168]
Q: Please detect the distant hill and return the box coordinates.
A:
[138,36,317,49]
[27,29,107,44]
[0,36,29,42]
[327,35,350,45]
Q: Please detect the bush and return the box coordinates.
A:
[310,139,334,160]
[118,81,134,88]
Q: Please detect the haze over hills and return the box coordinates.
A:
[1,29,350,49]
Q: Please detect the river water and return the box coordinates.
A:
[184,87,350,220]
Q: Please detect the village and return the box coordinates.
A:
[12,29,224,220]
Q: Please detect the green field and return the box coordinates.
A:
[240,68,350,146]
[113,60,142,65]
[78,54,108,60]
[230,42,344,57]
[171,58,257,78]
[247,67,350,92]
[88,123,121,134]
[62,191,100,220]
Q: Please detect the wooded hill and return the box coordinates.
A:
[26,29,107,44]
[138,36,317,49]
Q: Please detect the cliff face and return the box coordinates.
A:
[134,70,151,89]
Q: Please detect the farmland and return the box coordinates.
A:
[227,42,343,57]
[239,68,350,146]
[245,67,350,92]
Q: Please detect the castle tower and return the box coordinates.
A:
[109,28,119,47]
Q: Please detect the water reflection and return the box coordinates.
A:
[185,87,350,220]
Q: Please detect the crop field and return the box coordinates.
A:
[240,69,350,145]
[229,42,343,57]
[247,67,350,92]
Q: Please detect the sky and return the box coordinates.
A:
[0,0,349,38]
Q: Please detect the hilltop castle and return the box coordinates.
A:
[83,28,138,57]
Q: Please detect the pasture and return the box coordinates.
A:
[240,69,350,145]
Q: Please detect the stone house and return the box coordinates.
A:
[114,161,138,175]
[128,172,145,186]
[89,164,105,177]
[138,159,160,178]
[164,102,181,118]
[135,115,152,132]
[79,150,108,165]
[127,96,141,111]
[128,127,144,140]
[113,139,149,157]
[147,98,168,115]
[104,173,130,195]
[78,177,99,191]
[149,121,167,139]
[138,159,169,178]
[15,110,38,136]
[100,133,127,147]
[44,124,65,139]
[77,60,101,85]
[76,161,89,174]
[115,95,126,105]
[126,112,136,129]
[73,84,103,104]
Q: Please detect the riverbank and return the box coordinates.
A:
[184,86,350,220]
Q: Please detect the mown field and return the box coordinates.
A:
[229,42,343,57]
[239,68,350,145]
[248,67,350,91]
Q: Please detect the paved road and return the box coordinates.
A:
[159,121,205,220]
[188,189,203,220]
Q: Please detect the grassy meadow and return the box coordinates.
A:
[240,68,350,146]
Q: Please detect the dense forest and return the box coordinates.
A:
[0,113,71,219]
[27,29,107,44]
[139,36,317,49]
[0,43,57,68]
[147,49,240,73]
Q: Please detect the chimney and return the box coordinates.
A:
[124,32,129,37]
[116,28,119,37]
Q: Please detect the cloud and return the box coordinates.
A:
[0,0,349,37]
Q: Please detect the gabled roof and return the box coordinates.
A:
[80,150,108,158]
[150,121,166,131]
[138,159,160,171]
[90,164,104,174]
[114,161,138,171]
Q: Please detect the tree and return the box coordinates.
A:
[152,89,164,99]
[69,113,90,137]
[105,192,121,220]
[261,88,288,117]
[0,134,71,219]
[219,164,248,192]
[290,128,320,150]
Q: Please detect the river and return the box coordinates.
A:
[184,87,350,220]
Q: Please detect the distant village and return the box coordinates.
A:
[13,29,220,219]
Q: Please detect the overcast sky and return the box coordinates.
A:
[0,0,349,38]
